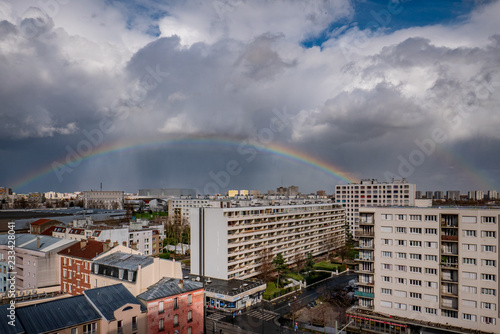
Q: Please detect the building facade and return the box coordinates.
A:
[83,190,124,210]
[191,203,345,280]
[335,179,416,237]
[350,207,500,334]
[137,278,204,334]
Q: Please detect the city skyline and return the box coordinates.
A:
[1,0,500,194]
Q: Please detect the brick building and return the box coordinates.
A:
[58,239,110,295]
[137,278,204,334]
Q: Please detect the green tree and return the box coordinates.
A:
[273,253,287,288]
[305,252,314,272]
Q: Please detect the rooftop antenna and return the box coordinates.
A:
[100,183,102,191]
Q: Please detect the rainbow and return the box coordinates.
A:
[10,135,359,191]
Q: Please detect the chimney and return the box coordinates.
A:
[178,279,184,290]
[80,240,87,249]
[36,236,40,249]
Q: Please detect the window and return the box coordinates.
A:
[425,307,437,315]
[409,266,422,273]
[425,268,437,275]
[396,252,406,259]
[395,227,406,233]
[483,245,496,252]
[382,263,392,270]
[426,281,438,289]
[481,316,496,325]
[381,238,393,245]
[382,214,393,220]
[380,300,392,308]
[83,323,97,334]
[425,228,437,234]
[397,240,406,246]
[482,216,496,224]
[71,328,78,334]
[424,294,438,302]
[425,215,437,222]
[463,216,477,223]
[425,255,437,262]
[463,258,476,265]
[381,288,392,295]
[159,318,164,331]
[409,279,422,286]
[463,299,477,307]
[381,226,393,233]
[463,314,477,322]
[132,316,137,331]
[409,292,422,299]
[396,278,406,284]
[174,297,179,309]
[394,290,406,298]
[381,251,392,258]
[483,259,496,267]
[188,310,193,322]
[396,265,406,272]
[159,301,164,313]
[188,327,192,334]
[425,241,437,248]
[481,302,496,310]
[409,240,421,247]
[117,320,123,334]
[382,276,392,283]
[188,294,192,305]
[462,285,477,294]
[394,302,406,310]
[482,288,496,295]
[63,269,67,279]
[481,274,496,281]
[462,271,477,280]
[410,215,422,221]
[410,254,422,260]
[462,244,477,251]
[442,310,458,318]
[463,230,476,237]
[173,314,179,326]
[411,305,421,312]
[409,227,421,234]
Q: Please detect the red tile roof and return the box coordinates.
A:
[31,218,51,226]
[58,240,108,260]
[40,225,57,236]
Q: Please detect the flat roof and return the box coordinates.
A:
[93,251,154,270]
[187,275,265,296]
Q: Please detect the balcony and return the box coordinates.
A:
[441,235,458,242]
[355,291,374,298]
[355,229,374,237]
[355,244,374,250]
[355,268,374,274]
[354,255,375,262]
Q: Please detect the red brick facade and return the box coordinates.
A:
[146,288,204,334]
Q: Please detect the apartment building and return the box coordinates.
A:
[191,203,345,280]
[0,234,76,290]
[129,229,161,255]
[335,179,416,237]
[137,278,204,334]
[349,207,500,334]
[167,198,226,225]
[83,190,124,210]
[58,239,110,295]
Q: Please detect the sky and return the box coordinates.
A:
[1,0,500,195]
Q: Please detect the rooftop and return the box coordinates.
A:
[30,218,51,226]
[188,275,265,296]
[0,234,76,253]
[93,251,154,270]
[84,284,146,321]
[137,277,203,301]
[58,240,107,260]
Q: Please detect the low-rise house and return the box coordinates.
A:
[90,252,182,296]
[84,284,147,334]
[137,278,204,334]
[29,219,62,235]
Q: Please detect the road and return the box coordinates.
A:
[208,272,357,334]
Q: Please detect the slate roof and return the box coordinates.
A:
[93,251,154,270]
[58,240,107,260]
[84,284,146,321]
[0,304,25,334]
[137,277,203,302]
[0,234,76,253]
[15,295,101,334]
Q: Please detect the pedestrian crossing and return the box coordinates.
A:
[245,309,278,321]
[207,312,227,321]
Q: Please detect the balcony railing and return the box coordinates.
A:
[441,235,458,241]
[355,291,375,298]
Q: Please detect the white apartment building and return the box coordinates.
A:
[335,179,416,238]
[167,198,227,225]
[191,203,346,280]
[350,207,500,334]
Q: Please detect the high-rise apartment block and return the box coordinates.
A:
[349,207,500,334]
[191,203,346,280]
[335,179,416,237]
